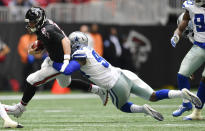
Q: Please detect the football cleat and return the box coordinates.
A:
[3,103,26,118]
[143,104,164,121]
[3,119,23,128]
[172,102,192,117]
[183,108,203,120]
[181,88,202,107]
[97,88,109,106]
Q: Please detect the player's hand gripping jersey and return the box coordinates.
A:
[183,0,205,48]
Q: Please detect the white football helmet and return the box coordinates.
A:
[68,31,88,46]
[195,0,205,6]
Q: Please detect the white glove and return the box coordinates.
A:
[60,55,70,72]
[171,34,179,48]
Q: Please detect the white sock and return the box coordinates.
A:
[130,104,145,113]
[90,85,100,94]
[168,90,183,99]
[168,90,190,103]
[0,103,12,121]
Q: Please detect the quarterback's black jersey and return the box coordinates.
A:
[36,19,66,62]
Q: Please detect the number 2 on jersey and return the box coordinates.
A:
[92,50,109,68]
[194,14,205,32]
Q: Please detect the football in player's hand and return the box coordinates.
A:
[31,40,44,51]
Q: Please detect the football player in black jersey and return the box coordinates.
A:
[3,7,108,118]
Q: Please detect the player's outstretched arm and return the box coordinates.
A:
[53,60,85,75]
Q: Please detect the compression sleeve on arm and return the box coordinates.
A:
[53,60,81,75]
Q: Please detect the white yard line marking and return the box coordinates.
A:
[0,93,98,100]
[26,123,205,127]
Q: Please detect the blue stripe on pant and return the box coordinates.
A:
[109,89,119,108]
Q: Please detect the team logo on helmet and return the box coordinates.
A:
[69,31,88,46]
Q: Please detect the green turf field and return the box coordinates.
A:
[0,93,204,131]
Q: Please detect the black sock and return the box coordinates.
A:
[21,81,37,106]
[69,79,91,92]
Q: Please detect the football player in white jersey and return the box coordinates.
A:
[171,0,205,120]
[51,31,202,121]
[0,102,23,128]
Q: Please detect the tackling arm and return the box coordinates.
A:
[52,59,86,75]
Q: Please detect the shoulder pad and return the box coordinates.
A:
[182,0,194,10]
[72,47,87,60]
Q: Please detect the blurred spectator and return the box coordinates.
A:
[68,0,90,4]
[9,0,37,7]
[90,24,103,56]
[0,1,6,6]
[9,0,38,21]
[0,38,10,90]
[0,0,10,6]
[17,33,47,91]
[36,0,59,7]
[0,39,10,62]
[80,24,94,48]
[103,27,122,67]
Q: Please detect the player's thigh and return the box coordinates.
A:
[130,76,154,100]
[179,45,205,76]
[56,74,71,88]
[109,73,132,109]
[122,69,154,100]
[27,58,60,86]
[27,66,59,86]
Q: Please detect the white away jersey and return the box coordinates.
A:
[72,47,121,89]
[183,1,205,43]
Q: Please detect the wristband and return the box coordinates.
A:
[64,54,70,60]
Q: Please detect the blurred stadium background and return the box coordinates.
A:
[0,0,205,130]
[0,0,199,92]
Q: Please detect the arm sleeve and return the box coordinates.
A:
[53,60,81,75]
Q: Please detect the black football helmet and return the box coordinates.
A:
[25,7,46,33]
